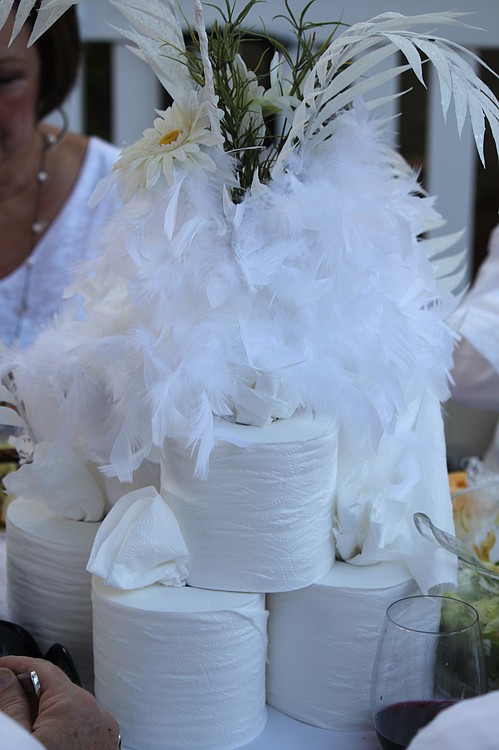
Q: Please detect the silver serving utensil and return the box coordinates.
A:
[413,512,483,568]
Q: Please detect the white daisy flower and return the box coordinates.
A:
[113,91,224,202]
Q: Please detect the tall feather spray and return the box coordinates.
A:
[1,2,498,487]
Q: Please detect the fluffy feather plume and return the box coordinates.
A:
[2,102,458,479]
[1,3,498,484]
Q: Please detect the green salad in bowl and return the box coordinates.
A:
[450,480,499,690]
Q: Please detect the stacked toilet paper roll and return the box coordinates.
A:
[6,497,99,691]
[92,580,268,750]
[161,413,338,592]
[266,560,420,731]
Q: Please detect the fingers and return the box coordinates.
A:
[0,667,32,734]
[0,656,121,749]
[0,656,72,692]
[0,655,65,678]
[0,657,73,730]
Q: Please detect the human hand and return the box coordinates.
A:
[0,655,120,750]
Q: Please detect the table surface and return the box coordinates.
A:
[123,712,379,750]
[0,533,380,750]
[239,711,379,750]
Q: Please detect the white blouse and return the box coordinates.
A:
[0,136,120,349]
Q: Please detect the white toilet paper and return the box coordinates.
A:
[92,579,268,750]
[161,413,338,592]
[6,498,99,692]
[266,560,420,731]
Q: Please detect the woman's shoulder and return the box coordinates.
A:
[53,130,120,184]
[60,133,120,210]
[39,132,119,241]
[85,135,121,173]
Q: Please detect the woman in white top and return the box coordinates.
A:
[0,2,120,348]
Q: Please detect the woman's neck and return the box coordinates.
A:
[0,129,46,279]
[0,126,88,280]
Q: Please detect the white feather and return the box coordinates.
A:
[274,12,499,172]
[1,102,460,478]
[24,0,76,43]
[107,0,192,102]
[0,1,17,33]
[1,6,496,485]
[0,406,25,428]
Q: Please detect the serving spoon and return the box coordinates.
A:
[413,512,483,568]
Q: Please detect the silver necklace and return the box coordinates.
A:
[12,118,68,345]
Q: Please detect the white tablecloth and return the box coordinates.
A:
[240,710,378,750]
[0,532,379,749]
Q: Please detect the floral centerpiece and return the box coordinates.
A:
[1,0,499,592]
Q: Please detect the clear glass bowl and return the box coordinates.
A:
[451,481,499,690]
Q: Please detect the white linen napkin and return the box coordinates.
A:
[3,441,105,522]
[333,392,457,593]
[407,691,499,749]
[87,486,189,588]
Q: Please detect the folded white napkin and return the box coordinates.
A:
[333,392,457,593]
[407,692,499,749]
[87,487,189,588]
[3,441,105,521]
[234,371,296,427]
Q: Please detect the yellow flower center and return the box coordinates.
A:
[159,129,182,146]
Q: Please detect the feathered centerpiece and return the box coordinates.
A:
[2,0,499,586]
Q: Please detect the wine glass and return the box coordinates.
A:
[371,595,486,750]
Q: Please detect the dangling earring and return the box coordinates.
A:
[44,106,69,147]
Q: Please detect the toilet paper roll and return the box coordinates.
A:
[92,579,268,750]
[6,498,99,692]
[161,413,338,592]
[266,560,420,731]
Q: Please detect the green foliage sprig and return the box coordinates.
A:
[181,0,344,195]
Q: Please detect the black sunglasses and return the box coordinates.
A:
[0,620,81,686]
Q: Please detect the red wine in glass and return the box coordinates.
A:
[374,699,457,750]
[371,596,486,749]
